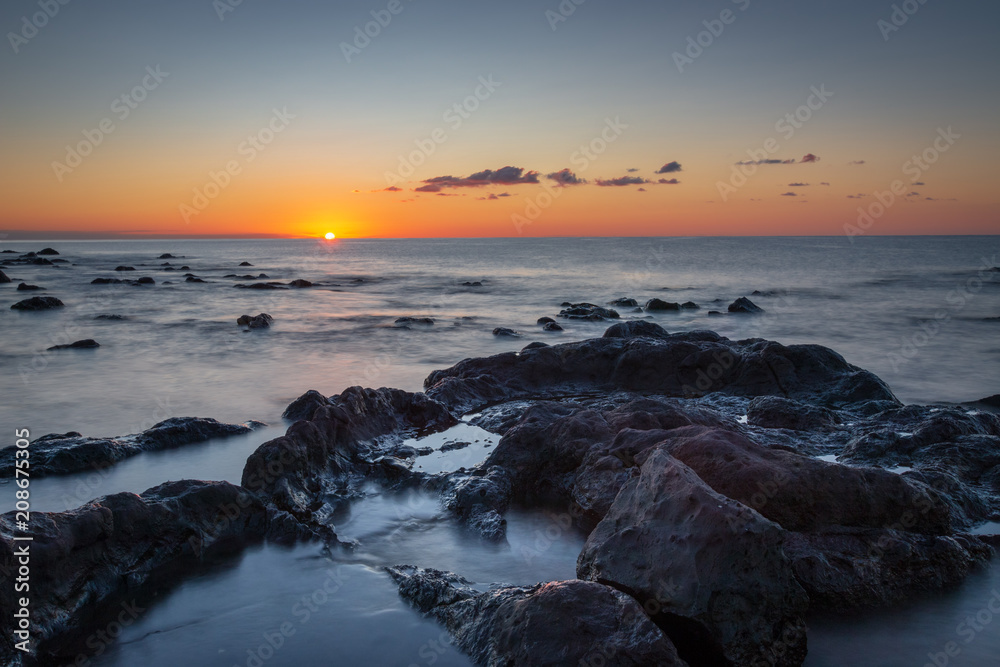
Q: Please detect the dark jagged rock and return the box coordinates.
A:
[282,389,332,422]
[728,296,764,313]
[186,276,207,283]
[158,253,176,259]
[536,316,555,325]
[608,297,639,307]
[444,467,511,540]
[396,316,434,325]
[386,567,686,667]
[424,327,898,415]
[747,395,839,430]
[492,327,521,337]
[522,341,548,350]
[237,313,273,329]
[11,296,64,311]
[558,303,620,321]
[644,298,680,311]
[0,269,9,283]
[234,282,285,289]
[288,279,313,288]
[47,339,99,351]
[37,247,59,255]
[680,301,700,309]
[0,480,298,664]
[16,282,43,291]
[979,394,1000,409]
[114,266,135,272]
[578,449,808,667]
[0,417,265,479]
[542,321,563,332]
[602,320,670,340]
[239,261,253,266]
[242,387,457,519]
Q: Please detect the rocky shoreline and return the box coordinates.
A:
[2,323,998,665]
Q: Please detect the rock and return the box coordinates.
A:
[522,341,548,350]
[440,441,471,452]
[747,395,838,430]
[0,417,265,479]
[707,310,723,316]
[536,316,556,325]
[239,261,253,266]
[234,282,286,289]
[608,297,639,307]
[558,303,620,321]
[37,247,59,255]
[47,339,99,351]
[977,394,1000,409]
[158,253,176,259]
[114,265,135,272]
[0,269,9,283]
[680,301,699,310]
[94,314,126,320]
[11,296,64,311]
[91,278,124,284]
[0,480,287,663]
[16,282,43,291]
[180,266,190,270]
[288,279,313,288]
[445,467,511,540]
[386,567,686,667]
[463,281,483,287]
[425,327,898,414]
[136,276,155,285]
[186,276,207,283]
[492,327,522,337]
[602,320,670,340]
[728,296,764,313]
[282,389,332,421]
[28,257,54,265]
[542,321,563,332]
[644,298,680,311]
[577,449,808,667]
[396,316,434,325]
[237,313,273,329]
[242,387,457,519]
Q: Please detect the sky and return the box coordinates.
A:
[0,0,998,238]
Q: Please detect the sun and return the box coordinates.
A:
[324,232,336,240]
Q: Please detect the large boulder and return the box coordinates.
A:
[386,566,686,667]
[10,296,63,311]
[577,449,809,667]
[558,303,620,321]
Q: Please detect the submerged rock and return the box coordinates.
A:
[0,269,10,283]
[47,339,99,351]
[16,282,43,291]
[536,316,555,325]
[396,316,434,325]
[158,253,176,259]
[11,296,64,311]
[234,282,285,289]
[37,247,60,255]
[728,296,764,313]
[644,298,680,311]
[239,261,253,266]
[237,313,273,329]
[558,303,620,321]
[288,279,313,287]
[386,566,686,667]
[608,297,639,307]
[542,321,563,332]
[114,265,135,272]
[492,327,522,337]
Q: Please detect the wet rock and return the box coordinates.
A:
[47,339,99,351]
[602,320,670,340]
[492,327,522,337]
[558,303,620,321]
[577,449,808,667]
[16,282,43,291]
[288,279,313,288]
[37,247,59,255]
[644,298,680,311]
[680,301,700,310]
[92,278,125,284]
[747,395,839,430]
[979,394,1000,409]
[0,418,265,479]
[707,310,723,316]
[608,297,639,307]
[234,282,285,289]
[0,269,9,283]
[445,467,511,540]
[463,281,483,287]
[237,313,273,329]
[522,341,548,350]
[536,316,555,325]
[542,321,563,332]
[136,276,155,285]
[239,261,253,266]
[114,265,135,271]
[94,314,126,320]
[440,441,471,452]
[386,567,686,667]
[282,389,332,422]
[11,296,64,311]
[728,296,764,313]
[396,316,434,325]
[186,276,207,283]
[158,253,176,259]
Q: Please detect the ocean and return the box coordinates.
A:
[1,236,999,666]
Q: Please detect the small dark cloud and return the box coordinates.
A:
[820,182,831,186]
[545,168,587,186]
[596,175,650,187]
[626,168,639,173]
[848,160,866,165]
[800,153,819,163]
[420,166,539,189]
[658,178,680,185]
[637,187,646,192]
[914,181,925,186]
[908,192,920,197]
[656,161,683,174]
[781,192,797,197]
[436,192,461,197]
[414,184,441,193]
[788,182,809,187]
[736,159,795,165]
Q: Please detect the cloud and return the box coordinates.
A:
[736,158,796,165]
[656,161,683,174]
[658,178,680,185]
[436,192,461,197]
[545,168,588,186]
[637,187,646,192]
[626,168,639,173]
[914,181,925,186]
[420,166,539,189]
[383,186,402,192]
[820,182,831,186]
[846,193,868,199]
[781,192,798,197]
[414,184,441,192]
[800,153,819,163]
[908,192,920,196]
[596,175,650,187]
[477,192,513,201]
[788,182,809,187]
[848,160,866,165]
